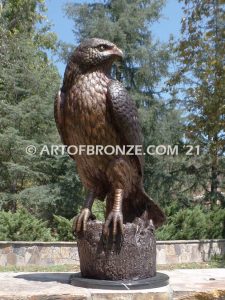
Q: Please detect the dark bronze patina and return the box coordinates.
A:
[76,219,156,280]
[55,38,165,238]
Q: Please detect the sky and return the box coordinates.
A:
[45,0,183,76]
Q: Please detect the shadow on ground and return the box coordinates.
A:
[15,272,76,283]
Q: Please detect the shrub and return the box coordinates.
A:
[0,209,54,241]
[156,205,225,240]
[53,214,74,241]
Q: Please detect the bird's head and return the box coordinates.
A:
[73,38,123,69]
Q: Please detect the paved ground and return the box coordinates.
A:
[165,269,225,299]
[0,269,224,299]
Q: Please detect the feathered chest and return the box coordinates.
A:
[72,71,108,110]
[65,71,117,145]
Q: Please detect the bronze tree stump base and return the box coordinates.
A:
[76,218,156,280]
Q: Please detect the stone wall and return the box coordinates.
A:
[0,240,224,266]
[0,242,79,266]
[157,239,225,264]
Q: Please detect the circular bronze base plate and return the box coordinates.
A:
[70,272,169,290]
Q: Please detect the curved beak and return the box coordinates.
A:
[111,45,124,59]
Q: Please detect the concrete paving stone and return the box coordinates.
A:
[0,269,224,300]
[0,272,91,300]
[164,269,225,292]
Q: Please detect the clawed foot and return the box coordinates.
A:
[103,211,123,241]
[72,208,95,234]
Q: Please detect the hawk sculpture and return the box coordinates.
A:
[55,38,165,238]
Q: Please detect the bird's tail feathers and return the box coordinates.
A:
[138,190,166,228]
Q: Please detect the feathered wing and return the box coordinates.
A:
[107,80,166,227]
[107,80,144,175]
[54,90,68,147]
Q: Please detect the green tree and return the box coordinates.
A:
[169,0,225,205]
[0,0,57,210]
[0,0,84,224]
[1,0,45,34]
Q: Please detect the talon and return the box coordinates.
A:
[103,211,123,240]
[112,214,119,240]
[103,224,109,238]
[102,230,109,245]
[72,208,94,234]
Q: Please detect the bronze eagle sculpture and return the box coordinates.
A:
[55,38,165,238]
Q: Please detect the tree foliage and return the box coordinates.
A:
[0,0,83,223]
[157,205,225,240]
[0,0,57,210]
[0,208,54,241]
[53,214,74,241]
[169,0,225,205]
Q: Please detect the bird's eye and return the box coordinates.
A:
[98,45,107,52]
